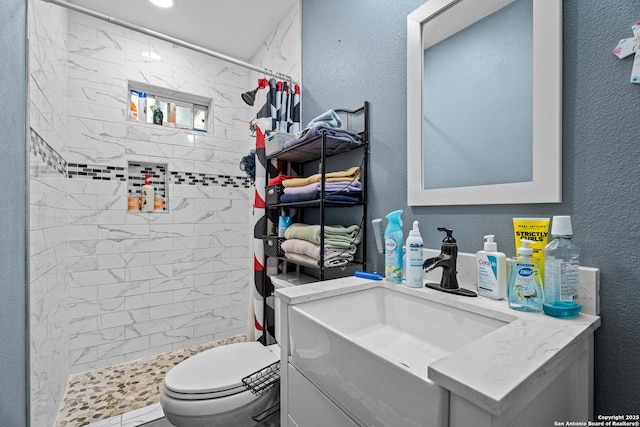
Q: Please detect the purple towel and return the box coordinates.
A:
[280,180,362,203]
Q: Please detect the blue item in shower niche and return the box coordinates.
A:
[278,216,292,237]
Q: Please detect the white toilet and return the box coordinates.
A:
[161,276,299,426]
[160,341,280,427]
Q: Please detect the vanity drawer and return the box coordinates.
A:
[288,363,358,427]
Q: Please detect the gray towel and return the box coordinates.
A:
[306,109,342,128]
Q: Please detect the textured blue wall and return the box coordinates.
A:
[302,0,640,415]
[0,0,29,425]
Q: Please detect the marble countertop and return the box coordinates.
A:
[275,274,601,416]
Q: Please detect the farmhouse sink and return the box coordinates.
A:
[288,286,508,427]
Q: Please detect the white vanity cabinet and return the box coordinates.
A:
[286,363,359,427]
[275,261,600,427]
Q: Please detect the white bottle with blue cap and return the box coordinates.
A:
[405,221,424,288]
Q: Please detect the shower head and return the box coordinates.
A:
[241,87,259,106]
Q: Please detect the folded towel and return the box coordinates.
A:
[284,223,362,248]
[284,252,350,268]
[283,181,362,196]
[281,239,356,262]
[280,192,362,204]
[280,181,363,203]
[306,109,342,128]
[282,166,360,188]
[324,193,362,203]
[281,239,355,268]
[285,123,363,150]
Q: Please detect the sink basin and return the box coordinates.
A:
[288,286,507,427]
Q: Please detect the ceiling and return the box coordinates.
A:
[67,0,299,61]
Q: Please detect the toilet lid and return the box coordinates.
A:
[164,342,279,396]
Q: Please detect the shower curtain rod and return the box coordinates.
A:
[41,0,299,85]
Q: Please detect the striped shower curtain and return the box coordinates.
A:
[252,77,300,343]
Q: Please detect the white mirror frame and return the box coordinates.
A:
[407,0,562,206]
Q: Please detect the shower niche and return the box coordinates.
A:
[127,161,169,212]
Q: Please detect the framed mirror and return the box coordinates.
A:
[407,0,562,206]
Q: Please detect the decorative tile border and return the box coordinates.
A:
[29,128,252,189]
[68,164,126,181]
[30,129,68,176]
[169,171,252,188]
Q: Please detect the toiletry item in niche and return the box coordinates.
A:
[138,92,147,122]
[129,90,139,120]
[154,196,164,211]
[169,103,176,126]
[512,217,550,276]
[543,216,581,318]
[140,174,155,212]
[384,210,404,284]
[405,221,424,288]
[153,107,163,125]
[508,239,544,312]
[476,235,507,299]
[128,196,140,211]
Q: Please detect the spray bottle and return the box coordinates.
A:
[405,221,424,288]
[384,210,404,284]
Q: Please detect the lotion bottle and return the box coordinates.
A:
[384,210,404,284]
[508,239,544,312]
[140,174,155,212]
[405,221,424,288]
[476,235,507,299]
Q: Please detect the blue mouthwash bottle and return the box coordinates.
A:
[543,216,581,318]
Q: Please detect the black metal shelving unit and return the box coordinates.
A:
[264,101,369,281]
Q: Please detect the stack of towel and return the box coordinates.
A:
[280,166,362,204]
[282,109,364,150]
[282,223,362,267]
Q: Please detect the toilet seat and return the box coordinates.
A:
[163,342,279,401]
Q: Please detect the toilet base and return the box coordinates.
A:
[162,386,279,427]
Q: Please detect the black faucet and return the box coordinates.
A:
[423,227,477,297]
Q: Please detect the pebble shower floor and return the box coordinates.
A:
[55,335,246,427]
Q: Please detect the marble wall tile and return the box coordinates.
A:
[149,301,193,320]
[29,5,300,412]
[28,3,71,418]
[125,318,172,339]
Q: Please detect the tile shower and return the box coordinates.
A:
[28,0,301,425]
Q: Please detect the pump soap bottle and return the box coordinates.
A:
[140,174,155,212]
[476,235,507,299]
[508,239,544,312]
[384,210,404,284]
[405,221,424,288]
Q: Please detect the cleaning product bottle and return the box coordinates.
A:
[138,92,147,122]
[508,239,544,312]
[405,221,424,288]
[384,210,404,284]
[476,235,507,299]
[129,90,139,120]
[140,174,155,212]
[543,216,581,318]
